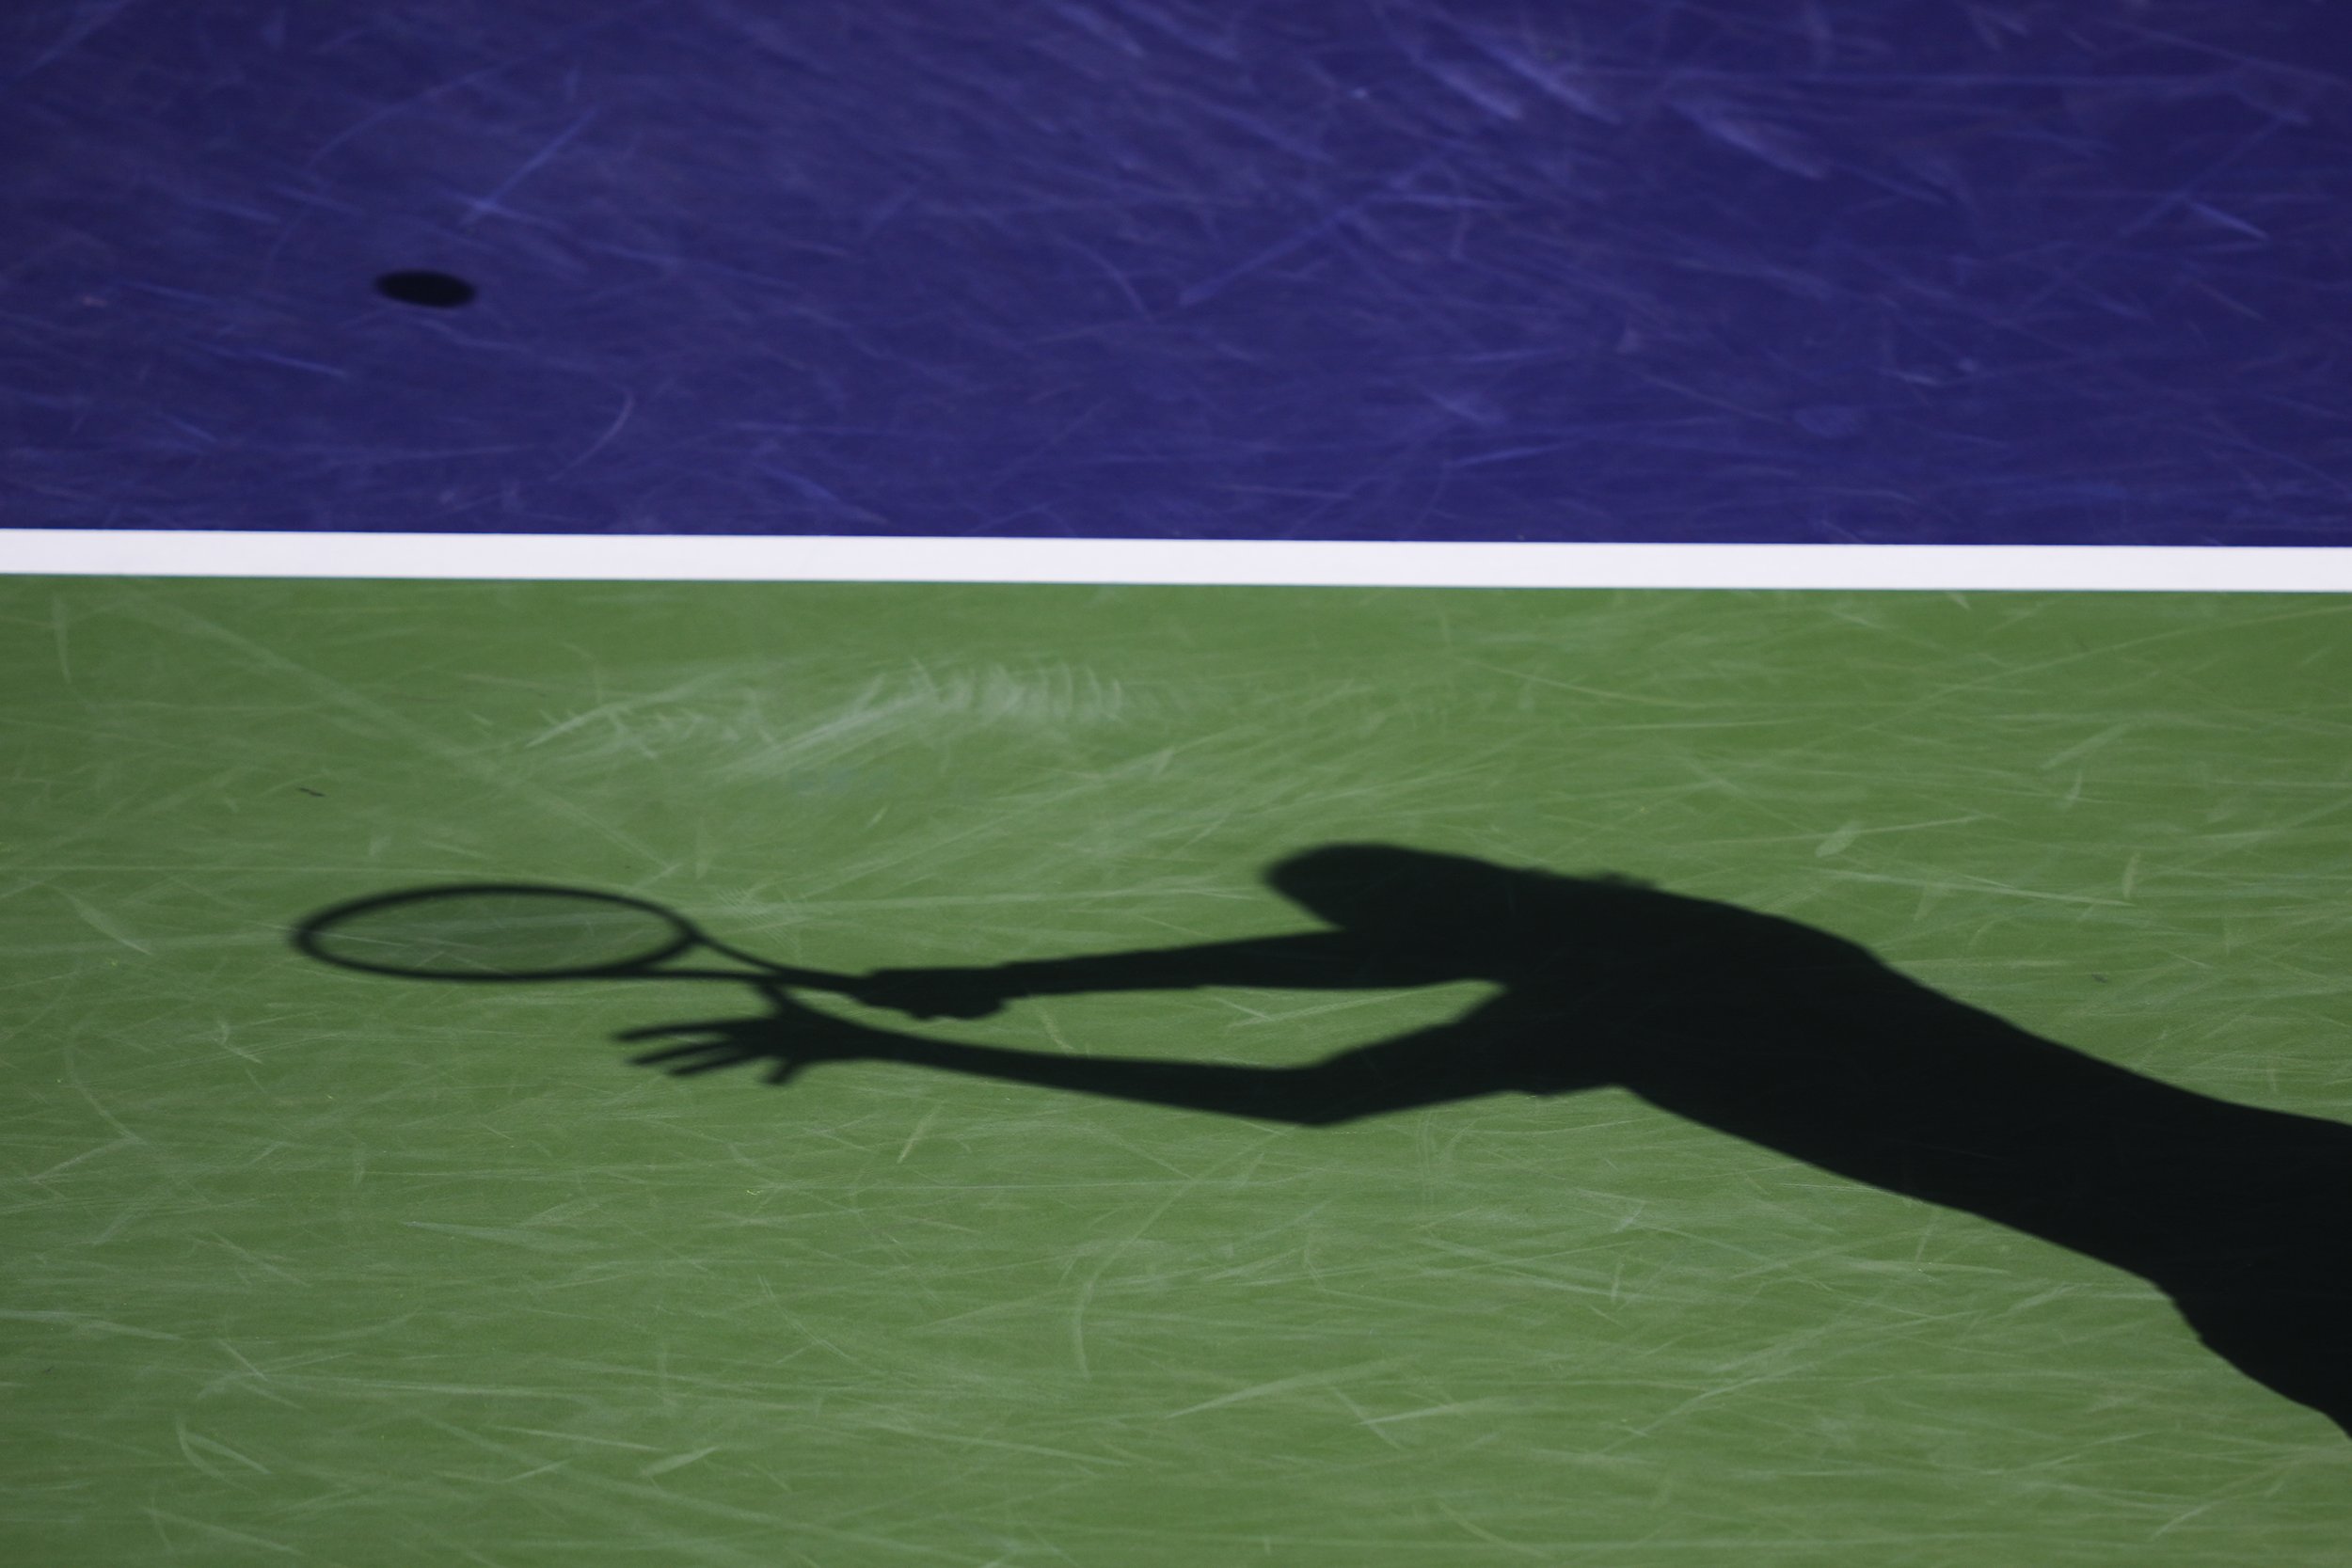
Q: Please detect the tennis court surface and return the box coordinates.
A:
[6,575,2348,1564]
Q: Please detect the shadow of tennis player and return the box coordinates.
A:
[611,844,2352,1437]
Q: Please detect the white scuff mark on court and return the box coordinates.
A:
[116,594,669,872]
[2041,721,2136,770]
[28,1135,140,1180]
[487,1425,665,1452]
[199,1232,306,1286]
[142,1507,302,1558]
[175,1416,272,1477]
[517,668,741,750]
[548,385,636,479]
[637,1445,722,1478]
[1359,1395,1528,1427]
[460,106,599,224]
[1164,1358,1409,1418]
[401,1221,600,1253]
[1436,1496,1553,1557]
[48,593,74,685]
[56,888,151,954]
[1820,869,2133,908]
[895,1104,943,1163]
[0,1308,180,1340]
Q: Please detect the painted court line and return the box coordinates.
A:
[3,530,2350,592]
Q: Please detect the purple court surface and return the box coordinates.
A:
[8,0,2351,548]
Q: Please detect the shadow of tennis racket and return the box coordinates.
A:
[294,883,866,1083]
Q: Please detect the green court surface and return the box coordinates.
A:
[5,577,2348,1565]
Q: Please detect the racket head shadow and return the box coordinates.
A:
[295,884,697,982]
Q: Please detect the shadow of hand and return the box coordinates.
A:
[620,984,907,1085]
[850,968,1011,1020]
[619,1016,821,1084]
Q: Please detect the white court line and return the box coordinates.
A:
[4,529,2351,592]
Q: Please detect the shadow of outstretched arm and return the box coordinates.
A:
[847,931,1477,1020]
[622,986,1556,1125]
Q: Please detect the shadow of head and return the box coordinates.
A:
[1268,843,1683,954]
[1268,842,1583,922]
